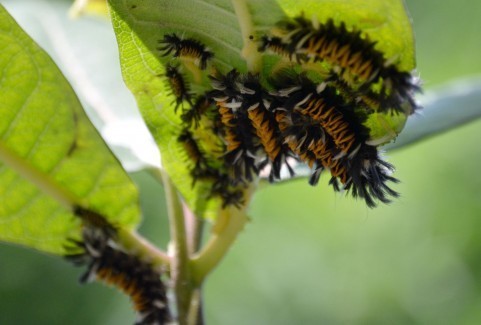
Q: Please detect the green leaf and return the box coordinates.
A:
[0,5,140,255]
[3,0,159,173]
[108,0,416,218]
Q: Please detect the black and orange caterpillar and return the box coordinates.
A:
[66,210,171,325]
[159,33,213,70]
[208,70,260,184]
[271,73,399,207]
[177,126,245,208]
[260,16,420,114]
[164,63,193,111]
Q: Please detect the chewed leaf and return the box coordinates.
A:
[108,0,417,214]
[0,5,140,255]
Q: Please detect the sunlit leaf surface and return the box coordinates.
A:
[0,5,140,254]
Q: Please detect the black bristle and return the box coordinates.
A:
[65,227,171,325]
[164,63,193,112]
[159,33,213,69]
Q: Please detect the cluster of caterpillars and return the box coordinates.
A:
[158,34,246,208]
[158,15,420,208]
[66,207,171,325]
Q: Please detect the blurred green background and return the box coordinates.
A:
[2,0,481,324]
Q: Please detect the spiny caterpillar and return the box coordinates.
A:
[66,209,171,325]
[247,102,294,181]
[208,170,245,209]
[209,70,295,183]
[178,128,213,183]
[271,74,399,207]
[158,33,213,70]
[164,63,193,111]
[177,127,245,208]
[180,95,212,128]
[209,70,261,184]
[260,16,420,115]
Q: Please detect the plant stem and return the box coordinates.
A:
[231,0,261,72]
[117,229,170,268]
[190,182,255,285]
[161,170,193,325]
[158,170,254,323]
[190,203,249,286]
[183,204,205,325]
[184,204,205,255]
[187,288,204,325]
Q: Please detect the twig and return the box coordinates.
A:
[184,204,205,255]
[183,204,205,325]
[161,170,192,325]
[117,229,171,268]
[231,0,261,72]
[190,185,253,285]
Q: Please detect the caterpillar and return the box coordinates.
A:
[332,144,399,208]
[247,103,294,181]
[208,171,245,209]
[291,84,359,157]
[280,109,397,207]
[209,70,260,184]
[258,35,305,63]
[164,63,193,112]
[220,106,259,183]
[275,108,334,185]
[180,95,212,128]
[272,73,398,207]
[72,206,117,236]
[260,16,420,114]
[177,128,215,184]
[158,33,213,70]
[239,73,294,181]
[66,223,171,325]
[177,127,245,208]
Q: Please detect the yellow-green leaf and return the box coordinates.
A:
[0,5,140,255]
